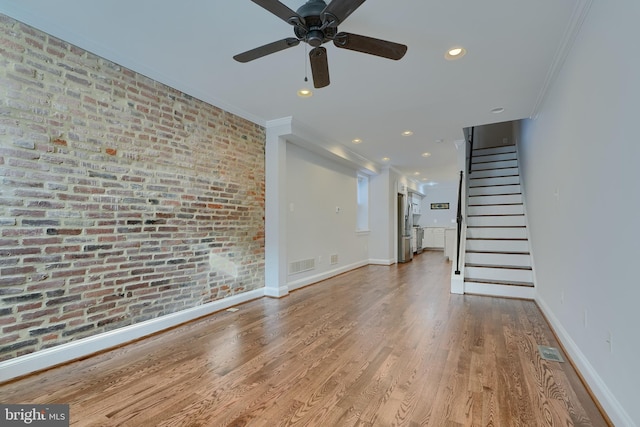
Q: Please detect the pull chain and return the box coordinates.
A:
[304,42,308,82]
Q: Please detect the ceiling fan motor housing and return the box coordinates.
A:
[294,0,337,46]
[306,29,324,47]
[296,0,328,18]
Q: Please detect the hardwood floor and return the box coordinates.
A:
[0,251,608,426]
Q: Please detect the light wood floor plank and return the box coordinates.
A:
[0,251,608,426]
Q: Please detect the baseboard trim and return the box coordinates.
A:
[0,288,264,383]
[263,285,289,298]
[536,296,634,427]
[287,260,368,291]
[368,258,395,266]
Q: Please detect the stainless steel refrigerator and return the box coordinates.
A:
[397,193,413,263]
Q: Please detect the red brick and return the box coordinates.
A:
[0,14,265,361]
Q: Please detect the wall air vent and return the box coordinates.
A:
[330,254,339,265]
[289,258,315,275]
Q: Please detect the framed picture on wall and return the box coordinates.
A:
[430,203,449,210]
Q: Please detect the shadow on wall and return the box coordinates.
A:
[465,120,518,149]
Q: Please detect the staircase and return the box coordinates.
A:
[464,145,535,299]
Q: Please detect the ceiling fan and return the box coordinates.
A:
[234,0,408,88]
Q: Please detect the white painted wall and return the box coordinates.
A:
[369,167,395,264]
[285,143,369,288]
[417,182,458,228]
[518,1,640,425]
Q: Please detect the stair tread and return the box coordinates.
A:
[472,159,517,165]
[469,184,521,188]
[469,192,522,197]
[466,237,528,241]
[474,144,516,148]
[473,154,517,159]
[467,225,526,229]
[466,250,530,255]
[468,203,523,207]
[465,263,532,270]
[470,174,520,179]
[471,166,518,171]
[467,214,525,217]
[464,278,534,287]
[470,173,519,178]
[473,145,516,152]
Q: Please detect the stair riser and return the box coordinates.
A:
[465,266,533,282]
[469,194,522,205]
[470,167,519,178]
[468,184,521,196]
[470,176,520,187]
[467,215,526,227]
[473,146,516,156]
[463,282,535,299]
[467,227,528,239]
[471,160,518,171]
[467,204,524,215]
[466,252,532,268]
[473,152,517,163]
[466,239,530,252]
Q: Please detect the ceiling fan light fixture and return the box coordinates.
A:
[297,88,313,98]
[445,46,466,60]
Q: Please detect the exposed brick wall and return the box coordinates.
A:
[0,14,265,361]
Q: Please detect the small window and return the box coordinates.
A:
[356,174,369,231]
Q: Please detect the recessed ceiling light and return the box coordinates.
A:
[401,130,413,136]
[421,152,431,157]
[382,157,390,162]
[297,88,313,98]
[445,47,466,60]
[352,138,362,144]
[435,139,444,143]
[491,107,505,114]
[414,172,421,176]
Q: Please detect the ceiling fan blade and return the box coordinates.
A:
[309,47,330,88]
[234,38,300,63]
[321,0,366,25]
[250,0,304,26]
[334,32,407,60]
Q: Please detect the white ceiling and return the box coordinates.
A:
[0,0,582,185]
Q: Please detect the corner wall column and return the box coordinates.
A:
[264,118,292,297]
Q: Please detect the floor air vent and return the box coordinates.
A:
[538,345,564,362]
[289,258,315,274]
